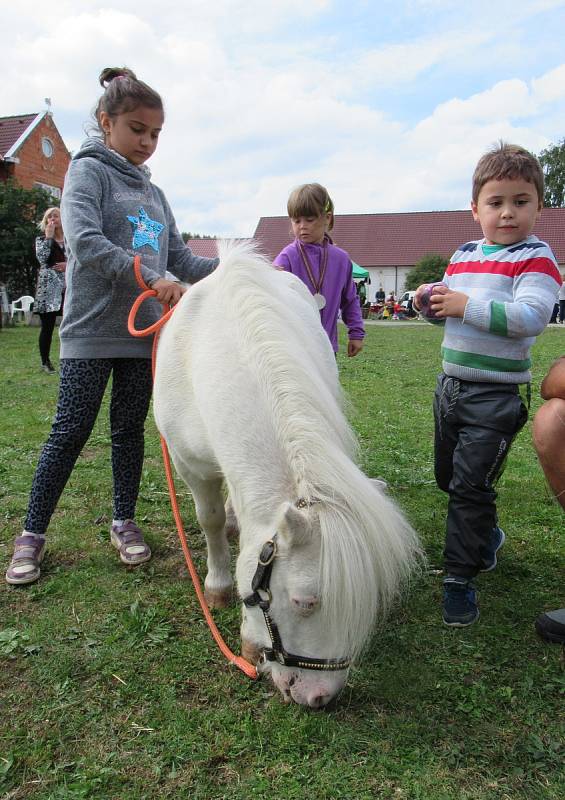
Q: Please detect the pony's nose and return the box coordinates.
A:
[306,689,334,708]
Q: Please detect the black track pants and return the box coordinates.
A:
[433,374,528,577]
[25,358,153,535]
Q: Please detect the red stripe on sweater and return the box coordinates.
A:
[447,257,562,283]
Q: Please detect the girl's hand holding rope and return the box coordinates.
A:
[151,278,187,306]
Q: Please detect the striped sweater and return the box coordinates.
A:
[439,235,561,384]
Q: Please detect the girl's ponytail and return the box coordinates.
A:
[92,66,164,136]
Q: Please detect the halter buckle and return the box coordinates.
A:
[258,539,276,566]
[257,587,272,607]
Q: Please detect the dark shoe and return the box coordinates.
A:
[535,608,565,644]
[41,361,56,374]
[110,520,151,565]
[481,526,505,572]
[5,533,46,585]
[442,576,479,627]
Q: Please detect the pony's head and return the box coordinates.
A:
[239,501,349,708]
[238,476,421,708]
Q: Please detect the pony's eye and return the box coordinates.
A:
[291,595,319,615]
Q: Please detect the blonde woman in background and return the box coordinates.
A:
[35,207,66,374]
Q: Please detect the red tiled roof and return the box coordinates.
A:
[185,238,251,258]
[0,113,39,159]
[254,209,565,267]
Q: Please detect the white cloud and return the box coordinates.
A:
[531,64,565,104]
[1,2,564,236]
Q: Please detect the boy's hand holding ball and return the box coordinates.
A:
[414,282,468,321]
[414,283,447,322]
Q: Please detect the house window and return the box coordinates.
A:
[41,137,54,158]
[34,182,61,200]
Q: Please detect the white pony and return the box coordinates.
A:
[153,241,421,708]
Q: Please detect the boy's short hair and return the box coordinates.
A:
[472,141,544,205]
[287,183,335,230]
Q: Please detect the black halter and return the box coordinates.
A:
[243,533,351,672]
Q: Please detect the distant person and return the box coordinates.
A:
[5,66,218,586]
[357,279,367,306]
[274,183,365,357]
[413,141,561,627]
[375,286,385,304]
[532,356,565,644]
[34,207,66,374]
[558,279,565,323]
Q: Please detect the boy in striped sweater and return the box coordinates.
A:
[414,142,561,627]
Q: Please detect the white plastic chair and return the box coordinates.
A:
[10,295,35,322]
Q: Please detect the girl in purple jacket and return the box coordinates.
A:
[274,183,365,356]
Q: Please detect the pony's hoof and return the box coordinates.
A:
[241,637,263,665]
[204,587,232,608]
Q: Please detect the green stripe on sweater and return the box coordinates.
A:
[441,347,530,373]
[489,301,507,336]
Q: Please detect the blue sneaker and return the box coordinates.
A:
[442,576,479,627]
[481,526,505,572]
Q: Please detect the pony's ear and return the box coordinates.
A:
[277,502,310,548]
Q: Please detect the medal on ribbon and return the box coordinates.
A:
[297,239,328,311]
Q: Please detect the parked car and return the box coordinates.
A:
[399,290,416,309]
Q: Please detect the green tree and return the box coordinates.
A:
[405,253,448,290]
[539,139,565,207]
[181,232,217,243]
[0,180,53,298]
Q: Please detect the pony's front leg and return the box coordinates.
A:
[224,495,240,540]
[190,476,233,608]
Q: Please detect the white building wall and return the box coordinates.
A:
[366,266,412,300]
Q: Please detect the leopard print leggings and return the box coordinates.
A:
[25,358,153,535]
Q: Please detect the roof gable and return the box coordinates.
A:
[185,238,251,258]
[0,113,44,159]
[254,209,565,266]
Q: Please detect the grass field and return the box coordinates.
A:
[1,323,564,800]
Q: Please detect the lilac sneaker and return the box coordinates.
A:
[5,534,46,585]
[110,520,151,565]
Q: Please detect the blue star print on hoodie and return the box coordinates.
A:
[128,207,164,252]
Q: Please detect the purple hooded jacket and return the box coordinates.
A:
[274,238,365,352]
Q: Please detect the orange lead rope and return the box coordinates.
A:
[127,256,258,680]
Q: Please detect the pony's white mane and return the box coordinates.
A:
[215,239,357,480]
[215,240,422,658]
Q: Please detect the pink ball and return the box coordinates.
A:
[419,283,444,321]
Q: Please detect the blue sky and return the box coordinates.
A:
[2,0,564,236]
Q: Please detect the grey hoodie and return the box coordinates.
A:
[59,138,218,358]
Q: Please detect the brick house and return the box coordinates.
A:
[0,111,70,199]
